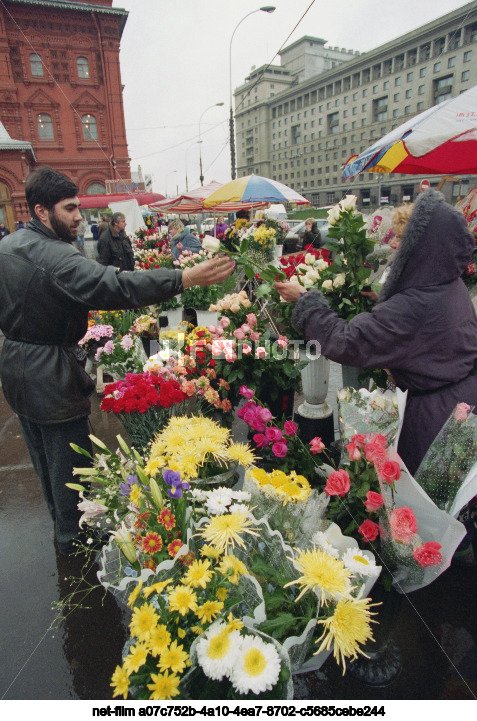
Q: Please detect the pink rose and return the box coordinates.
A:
[372,434,388,447]
[234,328,246,341]
[214,326,224,337]
[364,491,384,512]
[220,317,231,329]
[389,506,418,544]
[454,402,471,421]
[283,421,298,437]
[358,519,380,543]
[250,331,260,342]
[253,433,269,448]
[413,542,443,567]
[258,407,273,423]
[255,347,267,359]
[352,434,367,447]
[241,343,252,355]
[265,427,282,442]
[224,353,237,362]
[277,334,288,349]
[379,460,401,484]
[364,441,388,467]
[241,324,251,333]
[237,401,257,419]
[246,313,257,327]
[207,325,217,334]
[272,441,288,458]
[324,469,351,498]
[345,441,361,461]
[239,385,255,400]
[309,436,325,454]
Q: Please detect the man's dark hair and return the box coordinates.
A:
[25,167,79,218]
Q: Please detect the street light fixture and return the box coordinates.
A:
[185,141,203,192]
[229,6,275,180]
[198,102,224,186]
[165,170,177,198]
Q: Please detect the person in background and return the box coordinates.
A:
[168,218,203,260]
[0,166,234,555]
[76,214,87,255]
[16,220,25,230]
[97,215,109,237]
[213,215,229,238]
[90,220,99,242]
[302,217,322,249]
[0,221,10,239]
[97,212,134,271]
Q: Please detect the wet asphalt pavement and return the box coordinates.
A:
[0,333,476,702]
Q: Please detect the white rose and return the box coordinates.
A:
[322,279,333,292]
[371,394,386,410]
[333,273,346,288]
[306,269,320,283]
[337,388,350,401]
[297,263,308,274]
[305,253,315,265]
[339,194,357,212]
[317,259,329,271]
[202,235,220,253]
[327,204,342,226]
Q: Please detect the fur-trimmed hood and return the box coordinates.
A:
[378,189,474,302]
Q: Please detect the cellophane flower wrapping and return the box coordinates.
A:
[97,334,148,379]
[337,387,404,447]
[414,403,477,516]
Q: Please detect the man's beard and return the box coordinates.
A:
[48,210,78,241]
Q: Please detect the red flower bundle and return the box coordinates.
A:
[101,372,186,415]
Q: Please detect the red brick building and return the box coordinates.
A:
[0,0,130,227]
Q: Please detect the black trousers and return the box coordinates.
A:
[18,415,93,548]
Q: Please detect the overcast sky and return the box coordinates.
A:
[112,0,473,196]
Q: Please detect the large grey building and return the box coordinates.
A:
[234,1,477,207]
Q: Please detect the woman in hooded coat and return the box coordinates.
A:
[275,189,477,475]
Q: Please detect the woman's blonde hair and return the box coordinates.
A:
[305,217,316,226]
[168,219,184,233]
[391,203,414,239]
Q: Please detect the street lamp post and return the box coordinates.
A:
[185,141,202,192]
[229,6,275,180]
[165,170,177,198]
[198,102,224,186]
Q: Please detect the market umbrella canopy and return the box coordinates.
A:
[203,174,309,208]
[343,84,477,179]
[78,192,165,209]
[149,181,223,213]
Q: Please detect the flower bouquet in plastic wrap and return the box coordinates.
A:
[78,323,114,359]
[94,333,147,379]
[337,386,405,448]
[414,402,477,516]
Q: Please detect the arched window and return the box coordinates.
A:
[30,53,43,77]
[37,113,54,140]
[86,182,106,195]
[81,114,97,140]
[77,57,90,79]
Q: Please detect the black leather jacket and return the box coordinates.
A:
[97,224,135,271]
[0,219,183,424]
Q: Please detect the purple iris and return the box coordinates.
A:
[119,474,137,497]
[163,468,190,499]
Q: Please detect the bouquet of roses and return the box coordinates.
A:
[133,227,169,251]
[134,248,174,271]
[263,218,290,245]
[78,323,114,359]
[337,387,402,447]
[100,372,187,450]
[209,290,259,331]
[129,314,159,340]
[94,333,147,378]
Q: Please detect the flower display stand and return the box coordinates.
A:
[158,306,183,329]
[295,350,335,447]
[195,309,219,327]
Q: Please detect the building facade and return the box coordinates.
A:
[234,2,477,207]
[0,0,129,227]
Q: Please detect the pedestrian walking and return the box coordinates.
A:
[97,212,134,271]
[0,166,234,554]
[0,221,10,239]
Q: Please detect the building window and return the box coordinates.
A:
[87,182,106,194]
[394,93,400,102]
[420,43,431,62]
[418,85,425,95]
[448,56,456,68]
[37,113,53,139]
[393,108,399,117]
[434,75,453,104]
[362,88,368,97]
[434,62,441,72]
[405,89,412,98]
[462,70,470,81]
[373,85,378,94]
[420,67,427,78]
[82,113,98,140]
[383,81,389,90]
[30,53,43,77]
[328,112,340,134]
[464,50,472,62]
[417,102,424,111]
[77,57,90,79]
[407,72,414,82]
[404,105,411,115]
[373,96,388,122]
[291,125,301,144]
[395,76,401,86]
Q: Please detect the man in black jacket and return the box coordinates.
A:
[0,167,234,554]
[97,212,135,271]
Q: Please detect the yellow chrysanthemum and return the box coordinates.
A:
[130,603,159,642]
[191,625,204,636]
[250,468,311,504]
[143,578,173,599]
[181,559,212,589]
[167,585,198,616]
[110,665,130,699]
[195,600,224,625]
[226,612,244,632]
[129,483,143,506]
[217,555,247,585]
[226,443,256,468]
[123,643,148,674]
[216,587,228,602]
[199,512,259,553]
[200,544,222,561]
[315,595,377,673]
[177,628,186,639]
[148,624,171,657]
[127,579,143,608]
[284,548,353,603]
[143,458,165,477]
[147,670,181,701]
[158,640,189,674]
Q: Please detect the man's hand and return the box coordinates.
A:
[360,289,379,303]
[274,280,304,303]
[182,255,235,289]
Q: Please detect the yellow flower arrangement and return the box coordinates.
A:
[198,511,259,553]
[248,467,312,505]
[284,548,353,603]
[253,224,276,247]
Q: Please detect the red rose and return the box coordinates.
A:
[413,542,443,567]
[358,519,380,542]
[364,491,384,512]
[379,460,401,484]
[324,469,351,497]
[389,506,418,543]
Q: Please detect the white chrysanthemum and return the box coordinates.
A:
[342,549,380,578]
[190,489,208,502]
[205,488,234,515]
[229,635,281,696]
[228,503,250,515]
[196,622,241,681]
[311,531,340,558]
[231,490,252,502]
